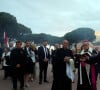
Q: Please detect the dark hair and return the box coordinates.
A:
[16,41,22,44]
[42,40,47,43]
[25,40,31,43]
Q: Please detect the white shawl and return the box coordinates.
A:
[79,47,93,85]
[66,59,75,82]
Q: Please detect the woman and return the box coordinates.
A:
[2,47,11,79]
[30,44,38,80]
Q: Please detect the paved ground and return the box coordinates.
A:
[0,63,100,90]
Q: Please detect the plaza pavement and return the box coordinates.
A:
[0,63,100,90]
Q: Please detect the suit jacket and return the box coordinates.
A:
[24,47,32,56]
[24,47,33,63]
[38,46,50,62]
[10,48,27,68]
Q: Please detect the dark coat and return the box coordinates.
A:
[24,47,33,64]
[38,46,50,62]
[10,48,27,68]
[52,48,73,90]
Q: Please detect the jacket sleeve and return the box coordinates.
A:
[38,47,44,61]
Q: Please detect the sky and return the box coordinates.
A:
[0,0,100,37]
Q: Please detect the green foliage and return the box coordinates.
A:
[0,12,17,38]
[0,12,62,45]
[18,24,32,34]
[0,12,96,45]
[22,33,63,44]
[0,12,32,42]
[64,28,96,44]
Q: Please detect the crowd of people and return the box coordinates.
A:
[0,39,100,90]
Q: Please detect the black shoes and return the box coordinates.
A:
[12,88,17,90]
[13,87,24,90]
[39,81,42,84]
[20,87,25,90]
[44,80,49,83]
[39,80,49,84]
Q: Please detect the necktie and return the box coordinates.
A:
[27,48,31,56]
[44,47,47,59]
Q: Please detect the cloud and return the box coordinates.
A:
[0,0,100,36]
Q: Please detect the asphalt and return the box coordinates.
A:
[0,63,100,90]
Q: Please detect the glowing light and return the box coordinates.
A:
[95,32,100,36]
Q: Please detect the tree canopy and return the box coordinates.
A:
[63,28,96,44]
[0,12,96,45]
[0,12,63,44]
[0,12,32,43]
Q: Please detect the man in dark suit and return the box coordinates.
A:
[38,40,50,84]
[10,41,27,90]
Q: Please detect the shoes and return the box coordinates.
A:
[12,88,17,90]
[39,81,42,84]
[20,87,25,90]
[44,80,49,83]
[20,88,24,90]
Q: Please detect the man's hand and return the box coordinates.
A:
[64,56,70,62]
[16,64,21,68]
[44,58,48,62]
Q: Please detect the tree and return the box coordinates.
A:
[64,28,96,44]
[0,12,32,43]
[23,33,63,44]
